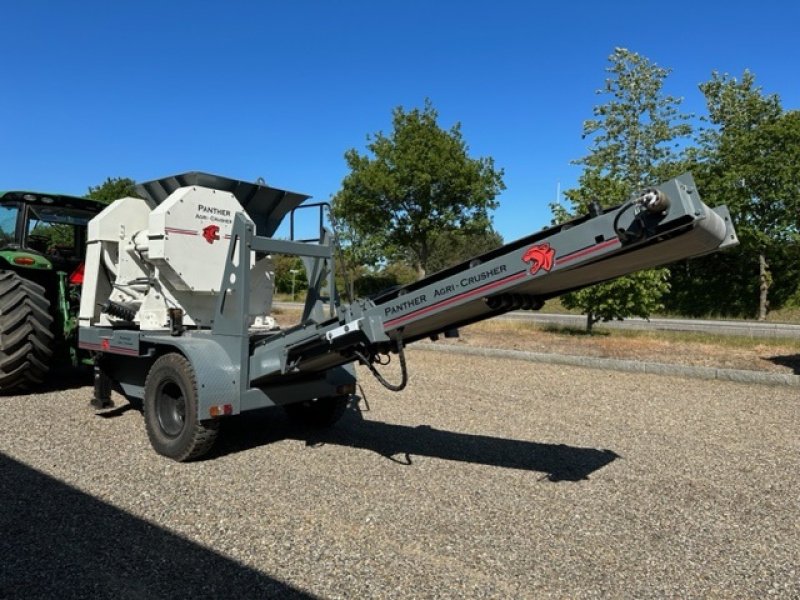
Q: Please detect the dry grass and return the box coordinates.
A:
[455,318,800,373]
[543,297,800,324]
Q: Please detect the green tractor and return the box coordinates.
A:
[0,190,106,392]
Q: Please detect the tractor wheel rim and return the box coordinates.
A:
[156,379,186,438]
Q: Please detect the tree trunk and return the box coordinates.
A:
[416,238,429,281]
[758,252,769,321]
[341,259,356,301]
[586,311,594,334]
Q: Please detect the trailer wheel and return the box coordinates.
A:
[144,353,219,461]
[0,271,54,392]
[283,395,350,428]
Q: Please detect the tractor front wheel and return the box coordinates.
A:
[0,271,54,392]
[143,353,219,461]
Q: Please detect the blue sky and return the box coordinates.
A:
[2,0,798,242]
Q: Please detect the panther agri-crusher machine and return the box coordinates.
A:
[78,172,737,461]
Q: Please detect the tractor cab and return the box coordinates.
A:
[0,191,103,274]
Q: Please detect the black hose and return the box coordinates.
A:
[612,201,636,241]
[353,335,408,392]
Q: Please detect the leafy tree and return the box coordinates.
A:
[352,262,416,298]
[574,49,692,194]
[424,228,503,274]
[334,260,417,300]
[272,254,307,298]
[665,239,800,318]
[86,177,138,203]
[563,269,671,327]
[329,207,386,301]
[332,99,505,279]
[692,71,799,319]
[557,48,692,332]
[380,260,418,286]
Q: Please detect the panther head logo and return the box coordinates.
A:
[522,243,555,275]
[202,224,220,244]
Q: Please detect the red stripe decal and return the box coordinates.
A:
[79,342,140,356]
[165,227,198,235]
[556,238,620,265]
[385,270,528,329]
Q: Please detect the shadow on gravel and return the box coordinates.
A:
[216,406,619,482]
[766,354,800,374]
[0,452,314,600]
[0,366,92,398]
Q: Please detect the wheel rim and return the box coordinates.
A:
[156,379,186,438]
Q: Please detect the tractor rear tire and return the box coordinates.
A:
[0,271,55,392]
[283,395,350,428]
[143,353,219,461]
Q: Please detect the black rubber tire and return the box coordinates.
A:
[0,271,55,392]
[283,395,350,428]
[143,353,219,461]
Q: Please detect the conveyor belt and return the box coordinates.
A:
[248,173,737,382]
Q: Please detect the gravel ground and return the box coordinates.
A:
[1,353,798,599]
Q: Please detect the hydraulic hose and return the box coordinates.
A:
[353,334,408,392]
[612,201,636,241]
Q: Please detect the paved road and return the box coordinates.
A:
[274,301,800,339]
[500,311,800,339]
[1,353,797,598]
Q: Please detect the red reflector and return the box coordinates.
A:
[209,404,233,418]
[69,263,85,285]
[13,256,35,266]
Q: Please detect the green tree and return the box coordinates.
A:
[329,206,387,301]
[558,48,691,332]
[332,99,505,280]
[693,71,799,319]
[339,229,503,300]
[425,228,503,274]
[349,262,417,298]
[86,177,138,203]
[272,254,307,299]
[563,269,671,328]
